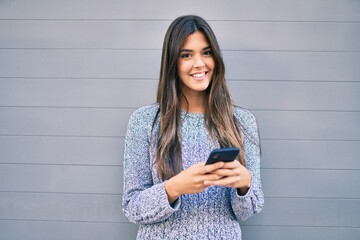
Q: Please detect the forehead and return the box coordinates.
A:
[182,31,210,49]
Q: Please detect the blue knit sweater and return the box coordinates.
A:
[122,104,264,239]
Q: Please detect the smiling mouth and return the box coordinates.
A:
[190,72,207,80]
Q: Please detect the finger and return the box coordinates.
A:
[202,173,224,181]
[191,171,222,184]
[204,176,239,187]
[189,162,211,174]
[210,168,239,177]
[201,161,225,174]
[221,160,242,169]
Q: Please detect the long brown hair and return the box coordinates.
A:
[154,15,247,181]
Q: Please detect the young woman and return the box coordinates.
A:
[123,15,264,239]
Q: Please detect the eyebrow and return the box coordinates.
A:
[180,46,211,52]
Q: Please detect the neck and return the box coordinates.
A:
[180,93,206,113]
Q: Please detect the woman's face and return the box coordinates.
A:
[177,31,215,98]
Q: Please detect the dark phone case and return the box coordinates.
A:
[205,147,240,165]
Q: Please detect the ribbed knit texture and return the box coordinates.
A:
[122,104,264,240]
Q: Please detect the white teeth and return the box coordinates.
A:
[192,72,206,78]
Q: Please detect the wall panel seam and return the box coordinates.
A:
[1,191,360,200]
[0,19,359,23]
[2,77,359,83]
[1,48,360,53]
[1,106,359,112]
[1,134,359,141]
[0,219,358,228]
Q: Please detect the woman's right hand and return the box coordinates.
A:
[165,161,225,203]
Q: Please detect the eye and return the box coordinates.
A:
[180,53,191,59]
[203,49,213,57]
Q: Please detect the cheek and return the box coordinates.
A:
[208,58,215,70]
[206,59,215,77]
[178,62,192,75]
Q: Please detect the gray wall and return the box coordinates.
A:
[1,1,360,239]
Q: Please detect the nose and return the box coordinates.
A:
[194,55,205,68]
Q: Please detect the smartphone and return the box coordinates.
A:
[205,147,240,165]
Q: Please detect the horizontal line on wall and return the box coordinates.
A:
[1,76,358,83]
[0,18,359,23]
[252,109,360,113]
[262,138,360,142]
[0,135,356,143]
[242,224,360,229]
[0,219,135,226]
[230,79,360,83]
[261,167,360,171]
[0,48,359,53]
[0,134,125,139]
[0,76,154,81]
[0,105,137,110]
[261,138,360,142]
[0,134,359,142]
[0,134,124,139]
[0,218,129,224]
[0,106,359,113]
[0,134,358,142]
[0,190,122,196]
[265,196,360,200]
[210,19,360,24]
[0,218,358,229]
[1,191,360,201]
[225,49,360,53]
[0,162,123,167]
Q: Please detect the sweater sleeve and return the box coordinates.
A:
[230,108,264,221]
[122,106,181,224]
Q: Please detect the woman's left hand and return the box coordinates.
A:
[203,160,252,194]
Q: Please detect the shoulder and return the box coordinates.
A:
[233,106,260,142]
[233,106,257,127]
[130,103,159,120]
[125,103,159,140]
[128,103,159,126]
